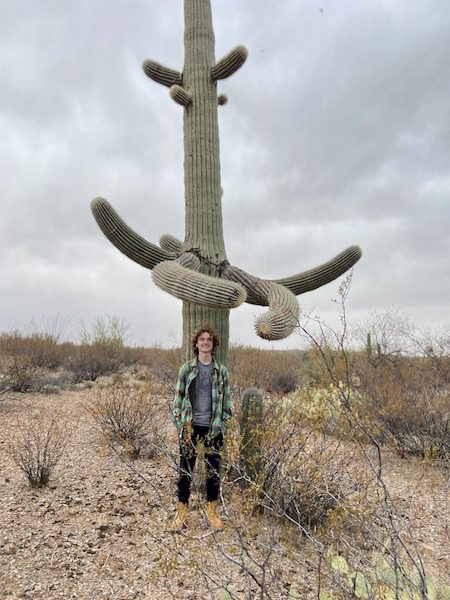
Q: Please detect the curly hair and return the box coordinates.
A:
[191,326,219,356]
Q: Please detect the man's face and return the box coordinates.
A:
[196,332,213,353]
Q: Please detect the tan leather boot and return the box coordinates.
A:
[206,500,223,530]
[169,501,188,531]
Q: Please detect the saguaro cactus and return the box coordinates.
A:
[91,0,362,365]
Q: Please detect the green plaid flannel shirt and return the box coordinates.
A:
[172,357,232,440]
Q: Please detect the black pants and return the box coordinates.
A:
[177,425,223,504]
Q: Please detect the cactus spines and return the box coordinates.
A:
[152,260,246,309]
[91,0,362,365]
[142,60,182,87]
[211,45,249,80]
[240,388,264,483]
[169,84,192,106]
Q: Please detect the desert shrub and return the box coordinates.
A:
[225,397,369,533]
[136,345,183,393]
[285,382,366,419]
[6,411,71,487]
[355,352,450,459]
[0,320,69,392]
[381,403,450,460]
[0,354,36,392]
[229,345,302,395]
[89,380,168,459]
[350,311,450,460]
[69,315,131,381]
[0,318,68,366]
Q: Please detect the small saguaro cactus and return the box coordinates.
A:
[240,388,264,483]
[91,0,362,366]
[366,332,382,362]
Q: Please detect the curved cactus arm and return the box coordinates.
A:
[152,260,247,309]
[159,234,183,257]
[274,245,362,296]
[91,197,171,270]
[169,84,192,106]
[254,282,299,340]
[211,45,248,80]
[142,59,182,87]
[221,264,299,340]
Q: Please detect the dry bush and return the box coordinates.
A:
[229,345,302,395]
[355,339,450,460]
[5,410,73,487]
[89,380,169,459]
[0,318,68,368]
[224,396,371,534]
[134,345,183,393]
[68,315,133,382]
[356,312,450,460]
[0,319,69,392]
[298,305,450,462]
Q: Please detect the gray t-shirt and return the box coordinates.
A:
[190,361,213,426]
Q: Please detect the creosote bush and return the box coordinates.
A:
[6,411,72,487]
[89,380,168,459]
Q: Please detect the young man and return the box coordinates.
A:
[170,326,231,531]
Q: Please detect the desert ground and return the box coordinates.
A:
[1,387,449,600]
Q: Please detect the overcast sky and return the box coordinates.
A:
[1,0,449,349]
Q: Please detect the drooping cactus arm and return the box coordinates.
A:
[91,197,171,270]
[152,260,246,309]
[221,264,299,340]
[274,245,362,296]
[142,60,182,87]
[254,282,299,340]
[211,45,248,80]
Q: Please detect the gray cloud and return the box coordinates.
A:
[1,0,449,348]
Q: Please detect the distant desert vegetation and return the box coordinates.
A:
[0,311,449,599]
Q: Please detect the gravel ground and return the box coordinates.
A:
[0,390,449,599]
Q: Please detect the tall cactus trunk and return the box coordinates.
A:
[183,304,229,365]
[90,1,362,369]
[182,0,229,365]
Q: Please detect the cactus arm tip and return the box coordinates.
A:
[274,245,362,296]
[253,281,299,340]
[159,234,183,257]
[211,45,249,81]
[91,197,172,270]
[221,264,299,341]
[142,59,182,88]
[169,84,192,106]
